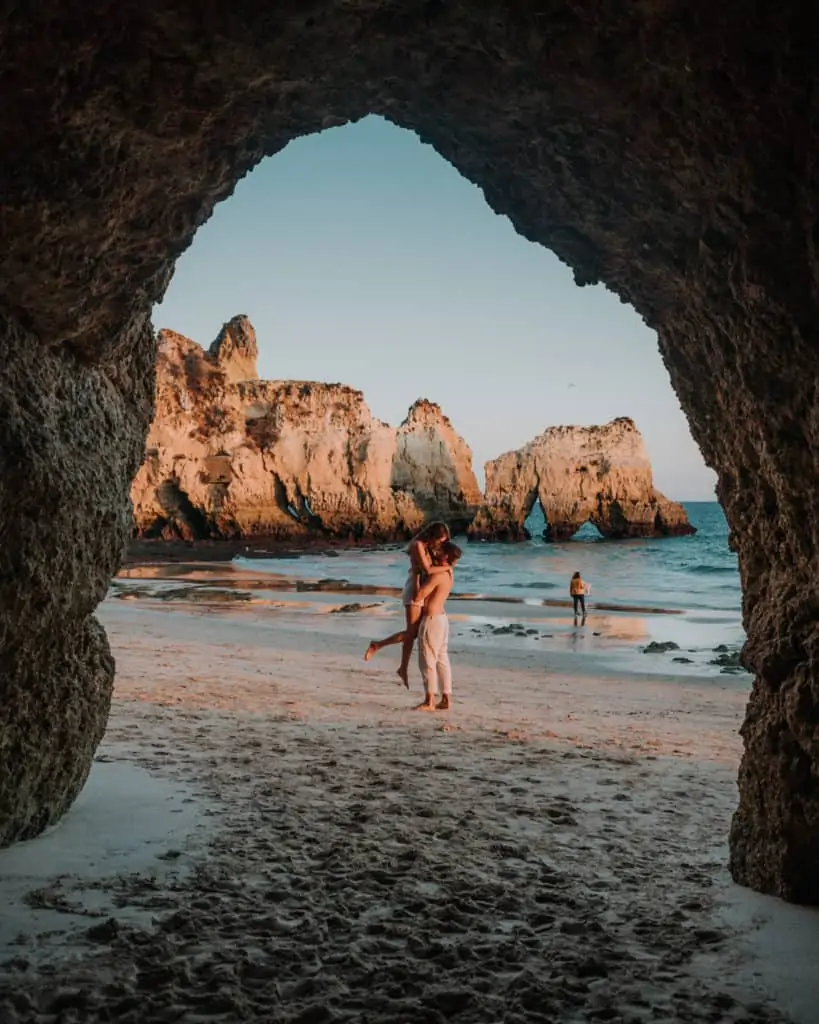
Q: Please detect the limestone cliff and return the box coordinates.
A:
[131,317,482,542]
[208,316,260,385]
[469,418,694,541]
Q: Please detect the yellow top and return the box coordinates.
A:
[570,577,586,596]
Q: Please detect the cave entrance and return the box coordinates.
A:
[573,520,604,542]
[2,7,815,908]
[523,497,547,540]
[143,114,816,902]
[153,479,212,541]
[153,117,707,523]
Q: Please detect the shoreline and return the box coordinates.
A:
[123,522,703,567]
[0,592,814,1023]
[116,562,688,617]
[111,561,749,684]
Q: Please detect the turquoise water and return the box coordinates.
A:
[237,502,745,656]
[512,501,740,615]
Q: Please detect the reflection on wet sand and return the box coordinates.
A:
[565,617,650,652]
[591,614,651,642]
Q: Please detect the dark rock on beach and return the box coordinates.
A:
[643,642,681,654]
[330,603,380,614]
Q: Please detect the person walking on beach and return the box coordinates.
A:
[570,571,590,624]
[364,521,452,686]
[412,541,462,711]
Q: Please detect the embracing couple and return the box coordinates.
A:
[364,522,461,711]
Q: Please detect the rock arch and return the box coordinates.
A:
[1,3,817,902]
[470,418,694,542]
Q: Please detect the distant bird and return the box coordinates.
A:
[568,383,576,389]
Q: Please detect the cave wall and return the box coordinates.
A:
[0,312,154,843]
[1,1,817,900]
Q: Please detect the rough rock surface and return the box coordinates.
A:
[0,311,153,846]
[0,1,817,901]
[469,418,694,542]
[131,319,482,541]
[208,315,260,386]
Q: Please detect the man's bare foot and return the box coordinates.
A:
[396,666,409,689]
[364,642,379,661]
[415,700,436,711]
[436,696,451,711]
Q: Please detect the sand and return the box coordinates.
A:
[0,586,817,1024]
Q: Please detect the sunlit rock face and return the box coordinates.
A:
[130,319,482,542]
[1,1,817,902]
[208,315,260,386]
[469,418,693,542]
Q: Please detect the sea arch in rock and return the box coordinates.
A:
[1,2,816,903]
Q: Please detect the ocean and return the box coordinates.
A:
[236,502,745,666]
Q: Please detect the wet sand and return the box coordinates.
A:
[0,582,816,1023]
[110,560,747,681]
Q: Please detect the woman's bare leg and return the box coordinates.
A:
[364,630,407,661]
[397,605,423,688]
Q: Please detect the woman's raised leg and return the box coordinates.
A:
[364,629,408,661]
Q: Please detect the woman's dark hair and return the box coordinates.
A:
[415,521,450,544]
[572,571,581,578]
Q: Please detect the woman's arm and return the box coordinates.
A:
[413,540,451,576]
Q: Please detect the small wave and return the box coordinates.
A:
[507,581,559,590]
[451,593,683,616]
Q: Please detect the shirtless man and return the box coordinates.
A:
[363,521,451,687]
[413,541,462,711]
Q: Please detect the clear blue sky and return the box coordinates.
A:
[153,115,716,501]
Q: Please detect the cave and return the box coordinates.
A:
[523,498,546,541]
[154,479,214,540]
[570,520,603,543]
[0,3,817,903]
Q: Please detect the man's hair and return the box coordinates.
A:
[440,541,462,565]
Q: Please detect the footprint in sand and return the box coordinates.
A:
[544,805,578,826]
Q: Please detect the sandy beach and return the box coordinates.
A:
[1,570,817,1023]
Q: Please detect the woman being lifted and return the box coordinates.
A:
[364,521,452,687]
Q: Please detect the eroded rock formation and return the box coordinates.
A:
[209,316,260,386]
[469,418,694,542]
[0,311,153,846]
[1,1,817,902]
[131,317,482,541]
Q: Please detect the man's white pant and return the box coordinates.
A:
[418,614,452,697]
